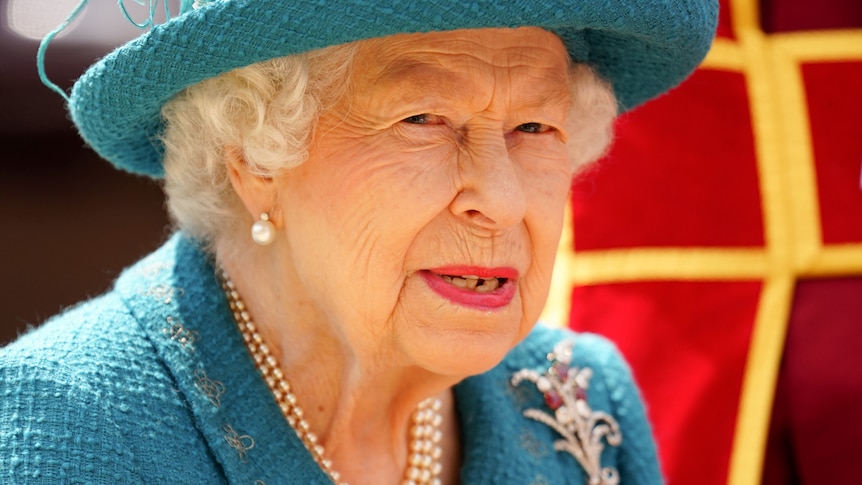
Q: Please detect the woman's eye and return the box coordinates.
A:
[401,114,443,125]
[516,122,551,134]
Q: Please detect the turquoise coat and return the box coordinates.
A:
[0,234,662,484]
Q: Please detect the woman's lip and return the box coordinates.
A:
[420,266,518,310]
[426,265,520,280]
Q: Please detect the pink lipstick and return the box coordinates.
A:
[420,265,518,310]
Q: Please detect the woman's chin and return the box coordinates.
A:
[390,281,534,377]
[399,320,527,378]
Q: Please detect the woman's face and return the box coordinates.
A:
[272,27,575,376]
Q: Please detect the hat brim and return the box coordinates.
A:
[69,0,718,178]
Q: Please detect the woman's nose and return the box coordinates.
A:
[449,134,527,230]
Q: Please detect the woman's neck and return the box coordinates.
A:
[217,244,462,483]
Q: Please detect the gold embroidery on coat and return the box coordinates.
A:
[194,368,226,408]
[146,284,185,304]
[139,262,170,277]
[223,424,255,462]
[162,316,199,351]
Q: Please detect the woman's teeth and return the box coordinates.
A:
[440,275,502,292]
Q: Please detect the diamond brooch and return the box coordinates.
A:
[511,339,622,485]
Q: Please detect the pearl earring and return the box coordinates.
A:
[251,212,276,246]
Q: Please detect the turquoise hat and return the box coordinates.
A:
[66,0,719,178]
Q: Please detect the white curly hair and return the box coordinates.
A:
[160,39,617,252]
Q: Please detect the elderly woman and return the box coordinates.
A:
[1,1,716,484]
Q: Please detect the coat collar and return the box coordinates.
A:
[116,233,330,484]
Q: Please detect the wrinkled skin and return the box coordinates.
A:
[224,26,576,483]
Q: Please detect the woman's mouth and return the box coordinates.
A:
[439,275,504,292]
[420,266,518,310]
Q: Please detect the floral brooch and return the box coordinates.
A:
[511,339,622,485]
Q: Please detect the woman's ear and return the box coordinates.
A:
[224,145,277,223]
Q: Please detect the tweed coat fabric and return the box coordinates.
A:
[0,233,661,484]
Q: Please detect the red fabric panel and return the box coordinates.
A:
[717,0,736,39]
[571,69,763,250]
[760,0,862,33]
[802,62,862,244]
[569,281,761,485]
[762,277,862,484]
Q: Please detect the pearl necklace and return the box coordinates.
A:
[220,272,444,485]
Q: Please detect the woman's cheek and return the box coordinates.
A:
[520,198,568,327]
[519,265,555,331]
[511,141,573,178]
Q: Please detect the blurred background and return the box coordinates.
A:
[0,0,175,346]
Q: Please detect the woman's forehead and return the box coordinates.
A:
[363,27,567,67]
[351,27,571,100]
